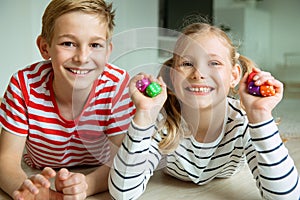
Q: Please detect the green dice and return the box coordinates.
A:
[145,82,162,97]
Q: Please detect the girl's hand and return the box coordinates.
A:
[129,73,167,127]
[55,168,88,200]
[238,68,284,123]
[12,167,63,200]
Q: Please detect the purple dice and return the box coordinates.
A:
[136,77,151,93]
[247,81,261,96]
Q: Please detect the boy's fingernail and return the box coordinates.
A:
[61,173,68,178]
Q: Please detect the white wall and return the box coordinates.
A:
[109,0,160,77]
[0,0,159,96]
[214,0,300,71]
[0,0,49,96]
[259,0,300,68]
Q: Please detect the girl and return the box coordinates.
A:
[109,22,300,199]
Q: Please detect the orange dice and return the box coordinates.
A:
[247,71,276,97]
[260,84,276,96]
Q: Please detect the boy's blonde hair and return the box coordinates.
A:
[158,22,255,153]
[41,0,115,44]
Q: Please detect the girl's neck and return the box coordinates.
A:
[182,100,227,143]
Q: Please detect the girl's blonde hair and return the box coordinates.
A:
[41,0,115,45]
[158,22,255,153]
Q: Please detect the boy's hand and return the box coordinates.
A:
[12,167,63,200]
[55,168,88,200]
[239,68,284,123]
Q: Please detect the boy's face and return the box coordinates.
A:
[43,11,112,91]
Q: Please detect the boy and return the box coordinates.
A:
[0,0,135,199]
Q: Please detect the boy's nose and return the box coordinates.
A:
[74,47,90,64]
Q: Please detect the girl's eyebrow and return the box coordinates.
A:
[207,53,226,60]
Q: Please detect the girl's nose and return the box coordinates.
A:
[190,67,205,80]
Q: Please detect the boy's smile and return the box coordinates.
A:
[44,11,112,92]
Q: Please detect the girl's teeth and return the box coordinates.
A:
[189,87,211,93]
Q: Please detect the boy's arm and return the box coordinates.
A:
[85,133,125,196]
[0,129,29,196]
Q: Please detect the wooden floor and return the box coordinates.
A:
[0,137,299,200]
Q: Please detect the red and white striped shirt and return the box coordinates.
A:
[0,60,135,169]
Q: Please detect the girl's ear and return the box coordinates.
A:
[36,35,51,60]
[230,63,242,88]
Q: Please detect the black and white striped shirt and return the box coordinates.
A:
[109,98,300,200]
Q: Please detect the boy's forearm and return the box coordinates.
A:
[85,164,110,196]
[0,159,27,197]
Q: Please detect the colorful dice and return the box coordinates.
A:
[136,77,151,93]
[247,71,275,97]
[136,78,162,97]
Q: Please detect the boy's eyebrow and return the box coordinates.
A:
[58,34,107,41]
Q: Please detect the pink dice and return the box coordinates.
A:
[136,78,162,98]
[136,78,151,93]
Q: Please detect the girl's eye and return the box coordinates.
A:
[209,61,221,67]
[180,61,193,67]
[61,42,75,47]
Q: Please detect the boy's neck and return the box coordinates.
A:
[52,80,91,120]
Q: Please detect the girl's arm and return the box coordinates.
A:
[108,74,167,200]
[240,69,300,198]
[244,119,300,199]
[109,122,162,200]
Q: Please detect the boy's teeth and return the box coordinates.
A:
[70,69,89,74]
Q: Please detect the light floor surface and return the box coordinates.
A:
[0,96,299,200]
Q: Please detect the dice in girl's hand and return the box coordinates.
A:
[136,77,162,97]
[247,71,276,97]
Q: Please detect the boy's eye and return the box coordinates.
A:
[90,43,104,48]
[61,42,75,47]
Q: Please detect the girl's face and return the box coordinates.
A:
[43,11,112,91]
[171,34,240,109]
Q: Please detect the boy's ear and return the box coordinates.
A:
[230,63,242,88]
[36,35,51,60]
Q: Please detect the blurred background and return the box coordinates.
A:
[1,0,300,95]
[1,0,299,93]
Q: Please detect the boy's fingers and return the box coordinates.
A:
[57,168,71,180]
[41,167,56,179]
[20,179,39,194]
[61,173,86,187]
[62,179,88,195]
